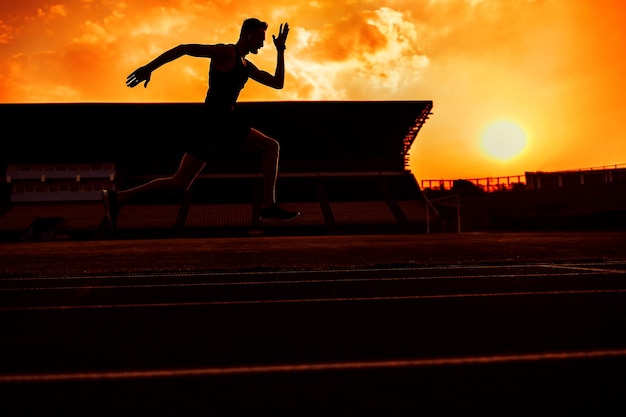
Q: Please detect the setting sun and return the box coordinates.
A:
[480,121,527,161]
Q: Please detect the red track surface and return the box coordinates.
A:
[2,232,626,415]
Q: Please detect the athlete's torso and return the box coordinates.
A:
[205,46,249,110]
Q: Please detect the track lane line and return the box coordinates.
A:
[537,263,626,274]
[4,262,626,291]
[3,260,625,282]
[3,288,626,311]
[3,348,626,383]
[0,270,611,292]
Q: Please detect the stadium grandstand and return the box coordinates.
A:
[0,101,435,240]
[420,164,626,232]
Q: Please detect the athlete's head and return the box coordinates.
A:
[241,18,268,54]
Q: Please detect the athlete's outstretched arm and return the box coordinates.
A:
[248,23,289,89]
[126,44,231,88]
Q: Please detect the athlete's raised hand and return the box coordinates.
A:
[272,23,289,50]
[126,66,152,88]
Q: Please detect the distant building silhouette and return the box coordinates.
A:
[525,165,626,190]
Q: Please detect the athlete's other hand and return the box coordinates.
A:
[126,66,151,88]
[272,23,289,50]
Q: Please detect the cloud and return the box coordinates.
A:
[286,7,429,100]
[0,20,15,44]
[37,4,69,20]
[310,11,388,61]
[0,50,80,102]
[73,20,117,44]
[129,7,191,37]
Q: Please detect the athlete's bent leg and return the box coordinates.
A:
[241,128,279,207]
[116,153,206,205]
[102,153,206,227]
[241,128,299,222]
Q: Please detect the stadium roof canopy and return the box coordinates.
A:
[1,101,433,174]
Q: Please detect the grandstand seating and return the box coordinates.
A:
[6,163,115,202]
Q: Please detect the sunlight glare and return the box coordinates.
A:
[481,120,527,160]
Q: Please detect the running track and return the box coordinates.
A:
[1,232,626,415]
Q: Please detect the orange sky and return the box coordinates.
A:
[1,0,625,181]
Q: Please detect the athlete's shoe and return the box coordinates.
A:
[259,203,300,222]
[102,189,120,228]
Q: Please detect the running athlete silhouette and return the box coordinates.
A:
[102,19,299,227]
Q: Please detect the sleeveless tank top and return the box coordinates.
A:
[205,46,249,111]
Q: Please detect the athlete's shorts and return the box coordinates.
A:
[184,104,251,161]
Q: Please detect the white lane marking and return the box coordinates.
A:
[3,348,626,383]
[3,260,625,282]
[0,271,609,292]
[537,263,626,274]
[3,261,625,292]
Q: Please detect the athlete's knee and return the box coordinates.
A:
[266,138,280,157]
[168,175,193,191]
